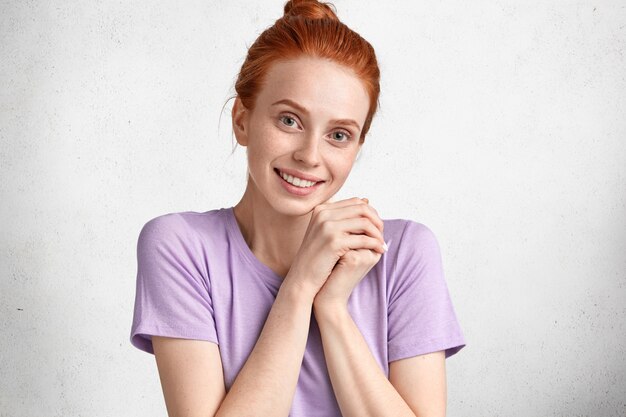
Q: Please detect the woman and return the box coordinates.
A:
[130,1,466,416]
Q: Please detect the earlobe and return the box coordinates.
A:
[232,97,249,146]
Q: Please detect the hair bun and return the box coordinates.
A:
[283,0,339,21]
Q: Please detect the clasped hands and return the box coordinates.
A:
[313,198,386,311]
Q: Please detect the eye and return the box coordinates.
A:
[332,130,352,143]
[279,114,300,129]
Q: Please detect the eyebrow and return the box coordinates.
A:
[270,98,362,131]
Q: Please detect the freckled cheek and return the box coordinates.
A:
[325,156,352,179]
[260,126,291,146]
[248,129,284,153]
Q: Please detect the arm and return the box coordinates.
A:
[388,351,447,417]
[215,279,314,417]
[153,337,226,417]
[153,278,314,417]
[314,303,446,417]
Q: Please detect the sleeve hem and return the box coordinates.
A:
[388,335,466,362]
[130,323,219,355]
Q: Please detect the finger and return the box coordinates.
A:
[322,196,365,209]
[363,204,383,233]
[313,196,362,215]
[315,198,369,221]
[360,198,383,232]
[334,217,385,247]
[320,202,380,233]
[345,233,387,254]
[353,247,382,258]
[316,198,384,234]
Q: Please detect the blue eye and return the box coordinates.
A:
[280,115,298,127]
[279,113,352,143]
[332,131,352,142]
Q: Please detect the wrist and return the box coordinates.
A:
[313,297,349,320]
[281,274,317,305]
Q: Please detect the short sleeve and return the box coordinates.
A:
[387,220,466,362]
[129,214,218,354]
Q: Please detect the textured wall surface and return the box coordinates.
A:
[1,0,625,416]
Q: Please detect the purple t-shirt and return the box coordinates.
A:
[130,206,466,416]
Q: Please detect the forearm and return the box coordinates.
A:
[215,279,314,417]
[313,303,416,417]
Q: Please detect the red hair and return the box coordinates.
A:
[232,0,381,144]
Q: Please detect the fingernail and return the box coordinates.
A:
[383,242,388,252]
[363,198,369,203]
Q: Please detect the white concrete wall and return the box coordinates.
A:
[1,0,625,415]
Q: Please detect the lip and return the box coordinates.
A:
[274,167,325,183]
[275,168,325,196]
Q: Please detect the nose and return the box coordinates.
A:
[293,132,321,167]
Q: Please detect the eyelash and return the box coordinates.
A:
[279,113,353,142]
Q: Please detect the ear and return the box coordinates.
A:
[232,96,250,146]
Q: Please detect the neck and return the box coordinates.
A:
[232,179,315,279]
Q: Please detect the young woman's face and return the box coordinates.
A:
[233,55,370,215]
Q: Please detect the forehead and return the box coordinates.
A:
[256,56,369,123]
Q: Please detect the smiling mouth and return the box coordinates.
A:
[274,168,325,186]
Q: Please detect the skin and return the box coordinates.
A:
[231,55,370,279]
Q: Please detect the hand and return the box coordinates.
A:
[313,247,383,309]
[285,197,386,299]
[313,198,386,308]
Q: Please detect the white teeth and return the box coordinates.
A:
[279,171,318,188]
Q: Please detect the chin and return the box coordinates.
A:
[269,198,326,217]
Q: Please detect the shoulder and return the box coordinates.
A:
[139,209,222,238]
[139,211,193,243]
[137,209,224,251]
[383,218,447,294]
[382,217,440,254]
